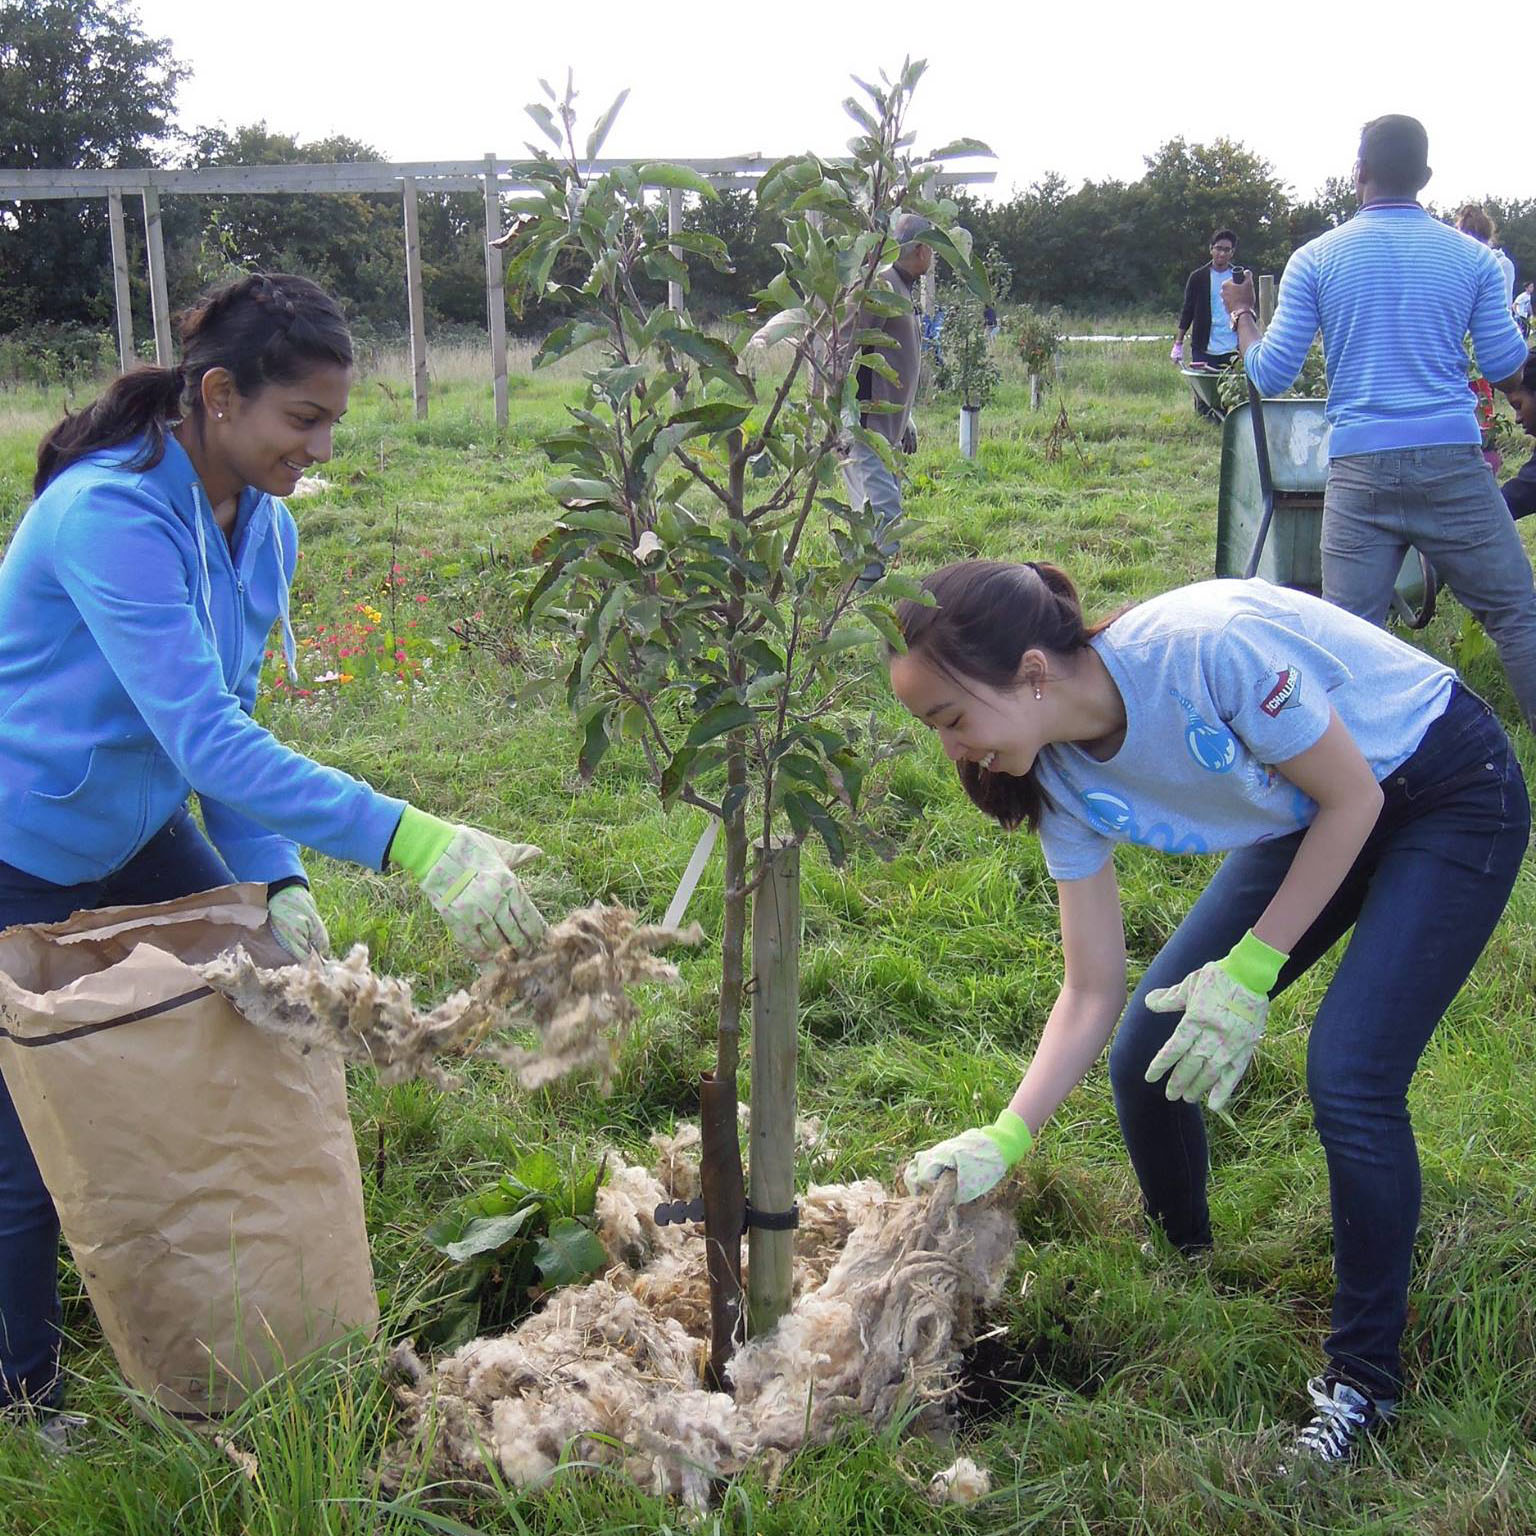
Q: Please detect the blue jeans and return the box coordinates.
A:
[0,808,233,1407]
[1107,687,1528,1400]
[1323,445,1536,729]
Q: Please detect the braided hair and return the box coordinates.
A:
[34,273,352,495]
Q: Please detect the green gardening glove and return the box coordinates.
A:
[904,1108,1034,1203]
[267,883,331,960]
[389,806,546,962]
[1143,930,1287,1111]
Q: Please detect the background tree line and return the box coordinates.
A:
[5,0,1534,359]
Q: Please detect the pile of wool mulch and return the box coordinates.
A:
[381,1155,1017,1508]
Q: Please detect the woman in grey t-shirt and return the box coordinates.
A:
[888,558,1527,1468]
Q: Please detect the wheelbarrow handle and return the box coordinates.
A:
[1229,267,1277,581]
[1243,380,1277,580]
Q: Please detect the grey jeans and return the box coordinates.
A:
[840,434,903,583]
[1323,444,1536,728]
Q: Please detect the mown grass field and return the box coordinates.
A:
[1,333,1534,1535]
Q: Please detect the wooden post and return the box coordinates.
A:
[1258,273,1276,334]
[667,187,684,312]
[402,176,429,420]
[142,186,172,365]
[747,839,799,1337]
[107,191,134,371]
[483,153,508,430]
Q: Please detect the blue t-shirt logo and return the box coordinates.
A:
[1170,689,1237,772]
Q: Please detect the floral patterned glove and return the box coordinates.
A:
[389,806,545,962]
[904,1108,1034,1203]
[1143,930,1287,1111]
[267,883,330,960]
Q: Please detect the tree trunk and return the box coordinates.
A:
[747,839,799,1337]
[700,735,749,1389]
[1029,373,1042,410]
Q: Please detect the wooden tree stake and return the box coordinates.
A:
[748,839,799,1337]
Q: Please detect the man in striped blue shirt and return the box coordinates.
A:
[1224,115,1536,728]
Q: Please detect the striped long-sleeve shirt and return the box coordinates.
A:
[1244,203,1528,458]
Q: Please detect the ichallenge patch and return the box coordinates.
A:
[1258,666,1301,717]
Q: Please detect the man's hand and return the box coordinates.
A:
[268,884,330,960]
[1220,272,1257,318]
[1143,930,1285,1111]
[904,1108,1033,1203]
[1170,341,1185,365]
[390,807,546,962]
[901,422,918,455]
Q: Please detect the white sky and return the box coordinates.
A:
[128,0,1522,211]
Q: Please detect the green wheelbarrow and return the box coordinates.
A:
[1215,395,1438,629]
[1180,365,1229,421]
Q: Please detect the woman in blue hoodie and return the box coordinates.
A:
[0,273,545,1415]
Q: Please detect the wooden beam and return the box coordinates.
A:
[483,153,508,431]
[142,187,172,365]
[401,177,428,421]
[1258,273,1277,333]
[107,191,134,372]
[0,158,994,203]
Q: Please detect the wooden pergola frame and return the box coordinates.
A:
[0,156,993,427]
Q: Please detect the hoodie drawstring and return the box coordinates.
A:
[273,521,299,683]
[192,485,219,657]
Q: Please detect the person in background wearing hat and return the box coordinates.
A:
[841,211,932,585]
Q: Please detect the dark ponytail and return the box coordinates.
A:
[34,272,353,496]
[894,559,1113,831]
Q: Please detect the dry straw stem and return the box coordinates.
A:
[200,903,703,1092]
[382,1157,1018,1508]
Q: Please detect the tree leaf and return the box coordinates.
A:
[585,88,630,162]
[842,97,880,135]
[524,102,563,147]
[814,624,881,656]
[636,162,719,200]
[666,401,752,433]
[579,707,611,781]
[659,745,698,803]
[687,700,755,746]
[548,475,618,505]
[926,137,995,160]
[782,791,847,866]
[533,320,609,369]
[746,306,812,352]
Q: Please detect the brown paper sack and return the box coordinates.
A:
[0,883,378,1417]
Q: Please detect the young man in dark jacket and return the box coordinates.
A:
[1173,230,1241,369]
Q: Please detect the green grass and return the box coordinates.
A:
[2,340,1535,1533]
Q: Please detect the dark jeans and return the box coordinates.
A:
[1107,687,1527,1400]
[0,808,232,1407]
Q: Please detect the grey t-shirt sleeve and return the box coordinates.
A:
[1206,613,1349,763]
[1038,799,1114,882]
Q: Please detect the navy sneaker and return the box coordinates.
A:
[1284,1375,1394,1468]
